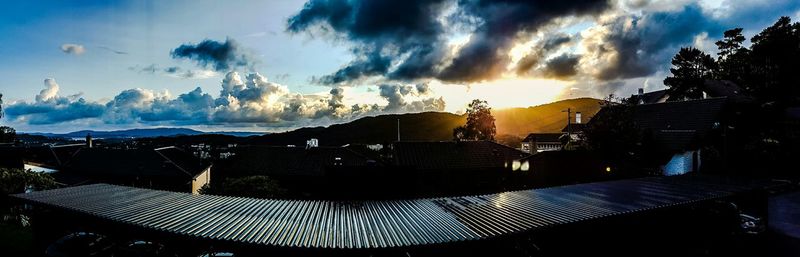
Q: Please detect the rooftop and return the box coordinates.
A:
[12,175,771,249]
[392,141,528,170]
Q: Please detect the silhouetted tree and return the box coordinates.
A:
[453,99,496,141]
[663,47,717,100]
[0,168,56,196]
[747,16,800,106]
[0,126,15,144]
[715,28,751,84]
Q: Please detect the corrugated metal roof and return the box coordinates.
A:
[12,175,761,249]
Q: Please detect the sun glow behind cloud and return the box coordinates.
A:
[432,78,570,112]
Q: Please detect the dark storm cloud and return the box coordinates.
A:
[313,48,392,84]
[516,33,574,75]
[439,0,609,82]
[586,4,724,81]
[540,53,580,80]
[171,38,258,72]
[288,0,610,84]
[288,0,449,84]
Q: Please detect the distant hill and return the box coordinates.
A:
[493,97,603,136]
[24,128,266,139]
[249,112,466,146]
[249,98,602,146]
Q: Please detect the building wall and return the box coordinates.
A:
[191,167,211,195]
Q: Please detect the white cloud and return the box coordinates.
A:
[60,44,86,55]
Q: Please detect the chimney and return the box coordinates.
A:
[575,112,582,124]
[85,133,93,148]
[638,88,644,95]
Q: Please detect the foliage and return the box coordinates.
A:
[453,99,496,141]
[715,28,751,83]
[663,47,718,100]
[746,16,800,106]
[0,168,57,196]
[0,126,16,144]
[202,175,287,199]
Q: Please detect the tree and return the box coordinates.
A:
[0,126,16,144]
[747,16,800,105]
[663,47,718,100]
[453,99,496,141]
[715,28,751,83]
[0,168,56,196]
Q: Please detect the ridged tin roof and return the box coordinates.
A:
[12,175,760,249]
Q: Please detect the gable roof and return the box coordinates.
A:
[629,89,670,104]
[0,144,84,169]
[592,97,728,153]
[64,147,208,180]
[228,146,376,177]
[392,141,528,170]
[522,133,563,143]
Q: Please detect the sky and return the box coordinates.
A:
[0,0,799,133]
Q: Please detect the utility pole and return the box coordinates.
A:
[397,118,400,142]
[562,108,571,139]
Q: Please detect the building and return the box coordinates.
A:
[508,150,613,189]
[61,146,211,194]
[520,110,589,152]
[590,97,728,176]
[222,144,389,198]
[0,143,83,174]
[391,141,529,195]
[520,133,563,153]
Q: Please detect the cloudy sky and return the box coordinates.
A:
[0,0,798,133]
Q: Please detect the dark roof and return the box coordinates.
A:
[561,123,587,133]
[0,144,84,169]
[593,97,727,152]
[392,141,528,170]
[522,133,563,143]
[630,89,669,104]
[13,175,772,249]
[229,146,375,177]
[64,147,208,180]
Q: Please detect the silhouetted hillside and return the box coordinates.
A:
[249,98,602,146]
[249,112,465,146]
[24,128,265,139]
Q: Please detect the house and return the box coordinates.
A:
[508,150,613,189]
[222,144,388,198]
[520,133,563,153]
[629,80,747,105]
[0,143,83,174]
[391,141,529,195]
[520,110,589,152]
[61,146,211,194]
[590,97,728,176]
